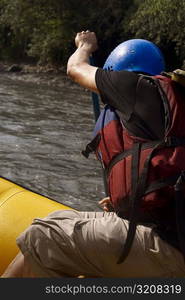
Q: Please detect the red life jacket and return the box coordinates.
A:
[83,74,185,263]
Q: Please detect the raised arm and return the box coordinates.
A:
[67,30,99,93]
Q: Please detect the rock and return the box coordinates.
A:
[8,64,22,72]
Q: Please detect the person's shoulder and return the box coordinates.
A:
[96,68,139,81]
[96,68,138,75]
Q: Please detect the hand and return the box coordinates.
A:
[75,30,98,53]
[98,197,114,212]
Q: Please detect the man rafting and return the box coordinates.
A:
[2,31,185,278]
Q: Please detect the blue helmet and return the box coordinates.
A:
[103,39,165,75]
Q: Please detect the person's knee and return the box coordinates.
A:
[1,251,25,277]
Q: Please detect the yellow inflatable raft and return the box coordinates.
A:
[0,177,72,275]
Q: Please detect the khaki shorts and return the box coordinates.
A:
[16,210,185,277]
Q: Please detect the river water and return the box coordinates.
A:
[0,73,104,211]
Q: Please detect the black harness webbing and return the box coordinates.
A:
[116,142,141,263]
[117,141,164,263]
[82,134,101,158]
[131,143,141,197]
[117,137,185,264]
[145,174,179,195]
[105,140,161,179]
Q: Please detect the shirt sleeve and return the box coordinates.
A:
[95,68,139,121]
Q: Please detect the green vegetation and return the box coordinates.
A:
[0,0,184,70]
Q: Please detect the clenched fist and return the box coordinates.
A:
[75,30,98,53]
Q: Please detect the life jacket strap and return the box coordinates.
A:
[105,140,160,178]
[81,134,101,158]
[117,136,185,264]
[145,174,180,195]
[117,140,164,264]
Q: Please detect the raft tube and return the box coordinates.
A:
[0,177,72,275]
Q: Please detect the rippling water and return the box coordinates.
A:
[0,73,104,211]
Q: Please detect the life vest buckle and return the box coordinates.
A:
[82,134,101,158]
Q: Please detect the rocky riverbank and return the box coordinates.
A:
[0,61,81,89]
